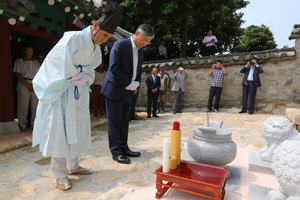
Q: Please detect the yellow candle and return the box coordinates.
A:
[171,121,181,165]
[169,156,177,169]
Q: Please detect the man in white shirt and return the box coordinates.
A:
[101,24,155,164]
[202,30,218,56]
[158,39,167,60]
[157,65,170,114]
[13,44,40,132]
[171,66,188,114]
[239,57,264,114]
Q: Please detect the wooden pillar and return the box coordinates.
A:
[0,18,15,122]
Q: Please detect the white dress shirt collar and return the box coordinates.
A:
[130,36,139,81]
[130,36,138,50]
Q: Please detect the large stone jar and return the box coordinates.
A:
[187,120,237,178]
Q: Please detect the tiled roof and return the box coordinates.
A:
[289,24,300,40]
[142,48,296,69]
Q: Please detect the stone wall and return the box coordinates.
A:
[136,38,300,114]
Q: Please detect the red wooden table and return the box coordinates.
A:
[155,160,228,200]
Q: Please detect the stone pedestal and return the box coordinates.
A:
[248,184,273,200]
[286,108,300,132]
[248,148,273,175]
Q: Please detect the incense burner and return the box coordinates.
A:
[187,120,237,178]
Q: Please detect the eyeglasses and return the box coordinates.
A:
[142,37,151,45]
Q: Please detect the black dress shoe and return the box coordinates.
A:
[248,111,254,114]
[123,150,141,157]
[112,155,131,164]
[147,115,151,118]
[153,115,159,117]
[239,111,246,114]
[131,117,138,120]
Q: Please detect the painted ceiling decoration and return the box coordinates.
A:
[0,0,133,41]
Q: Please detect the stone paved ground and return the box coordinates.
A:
[0,110,285,200]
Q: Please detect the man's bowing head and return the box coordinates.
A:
[91,1,123,45]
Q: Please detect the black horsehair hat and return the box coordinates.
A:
[97,1,123,34]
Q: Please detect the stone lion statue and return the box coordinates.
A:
[260,117,299,162]
[268,137,300,200]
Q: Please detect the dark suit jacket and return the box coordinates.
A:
[101,38,144,101]
[240,65,264,87]
[146,74,161,96]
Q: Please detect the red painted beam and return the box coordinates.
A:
[9,22,61,42]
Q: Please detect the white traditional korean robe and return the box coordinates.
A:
[32,26,101,159]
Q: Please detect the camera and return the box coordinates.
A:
[250,61,255,65]
[214,64,219,67]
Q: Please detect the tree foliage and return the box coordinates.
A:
[115,0,249,61]
[230,24,277,53]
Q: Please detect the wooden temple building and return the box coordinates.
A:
[0,0,131,133]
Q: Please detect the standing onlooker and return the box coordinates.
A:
[239,57,263,114]
[158,39,167,60]
[146,67,161,118]
[13,44,40,132]
[171,66,188,114]
[93,63,106,118]
[101,24,155,164]
[207,60,228,113]
[202,30,218,56]
[157,65,170,114]
[32,2,122,190]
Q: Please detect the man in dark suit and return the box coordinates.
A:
[101,24,155,164]
[239,57,263,114]
[146,67,161,118]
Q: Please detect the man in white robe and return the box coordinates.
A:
[32,2,122,191]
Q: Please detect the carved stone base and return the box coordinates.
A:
[248,148,274,175]
[249,184,273,200]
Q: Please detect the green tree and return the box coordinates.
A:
[230,24,277,53]
[116,0,249,60]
